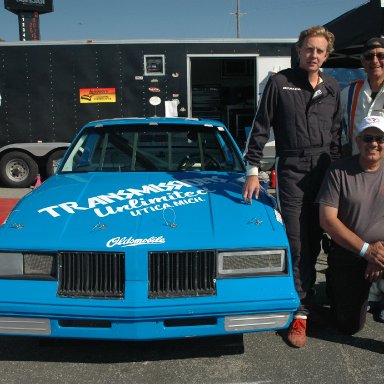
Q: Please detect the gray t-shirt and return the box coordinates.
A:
[316,155,384,243]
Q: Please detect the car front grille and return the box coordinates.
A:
[58,251,125,298]
[148,250,216,298]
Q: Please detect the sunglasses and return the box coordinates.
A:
[363,52,384,61]
[361,134,384,144]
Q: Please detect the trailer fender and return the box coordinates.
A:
[0,143,70,158]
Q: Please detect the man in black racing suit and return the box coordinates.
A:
[243,26,341,348]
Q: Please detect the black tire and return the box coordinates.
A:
[0,151,39,188]
[45,149,67,177]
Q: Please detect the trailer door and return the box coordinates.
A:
[256,56,291,102]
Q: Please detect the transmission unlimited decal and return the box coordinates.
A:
[79,88,116,103]
[37,176,227,219]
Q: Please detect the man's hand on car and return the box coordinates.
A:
[242,175,260,203]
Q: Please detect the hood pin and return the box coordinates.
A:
[163,207,177,228]
[248,218,263,225]
[10,223,24,230]
[92,223,107,231]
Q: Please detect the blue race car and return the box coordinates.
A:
[0,117,299,340]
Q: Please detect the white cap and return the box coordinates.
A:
[357,116,384,134]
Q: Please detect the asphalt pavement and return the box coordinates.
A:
[0,186,32,199]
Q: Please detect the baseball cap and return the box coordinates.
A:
[357,116,384,134]
[362,37,384,52]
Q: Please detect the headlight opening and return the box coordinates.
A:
[217,249,287,277]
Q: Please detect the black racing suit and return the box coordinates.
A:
[244,66,341,316]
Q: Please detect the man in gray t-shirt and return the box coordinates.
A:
[316,115,384,334]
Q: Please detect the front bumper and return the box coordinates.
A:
[0,309,294,340]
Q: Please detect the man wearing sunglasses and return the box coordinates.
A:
[316,115,384,334]
[341,37,384,156]
[340,37,384,325]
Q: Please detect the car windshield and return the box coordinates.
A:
[59,122,245,173]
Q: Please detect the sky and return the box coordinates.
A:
[0,0,366,42]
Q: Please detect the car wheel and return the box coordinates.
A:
[0,151,39,188]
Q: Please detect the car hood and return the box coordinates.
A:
[0,172,287,251]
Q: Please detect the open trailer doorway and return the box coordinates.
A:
[187,54,290,159]
[187,55,257,149]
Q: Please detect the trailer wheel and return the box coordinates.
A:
[0,151,39,188]
[46,149,67,177]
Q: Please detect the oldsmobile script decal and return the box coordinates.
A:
[106,236,165,248]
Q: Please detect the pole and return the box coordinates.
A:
[236,0,240,38]
[230,0,246,38]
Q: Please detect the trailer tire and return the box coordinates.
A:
[46,149,67,177]
[0,151,39,188]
